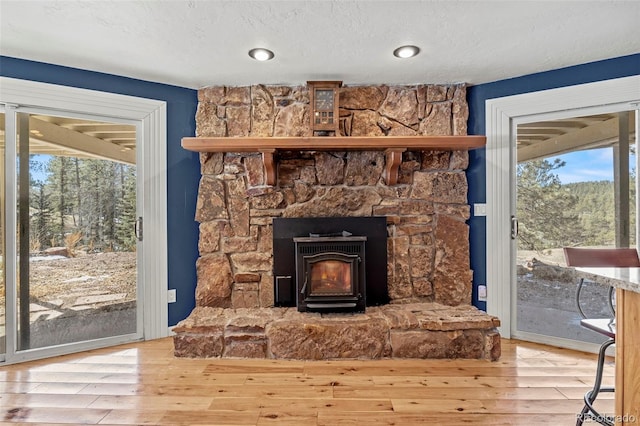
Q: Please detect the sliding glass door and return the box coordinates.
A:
[2,106,143,361]
[1,109,5,361]
[1,77,168,364]
[514,111,636,349]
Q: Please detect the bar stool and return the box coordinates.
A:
[576,319,615,426]
[563,247,640,426]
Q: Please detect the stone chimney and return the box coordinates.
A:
[193,83,473,310]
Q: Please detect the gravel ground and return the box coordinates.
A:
[518,269,612,318]
[0,252,137,346]
[28,251,137,306]
[516,253,614,344]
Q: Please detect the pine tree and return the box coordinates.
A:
[46,156,73,245]
[115,165,137,251]
[517,159,582,251]
[29,181,54,250]
[38,155,138,253]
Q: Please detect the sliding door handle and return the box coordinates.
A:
[134,216,143,241]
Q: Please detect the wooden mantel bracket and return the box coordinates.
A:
[383,148,406,186]
[259,149,277,186]
[181,135,486,186]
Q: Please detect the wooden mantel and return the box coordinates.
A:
[181,135,486,185]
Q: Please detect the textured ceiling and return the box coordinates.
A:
[0,1,639,89]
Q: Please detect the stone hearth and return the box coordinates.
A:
[173,303,500,360]
[173,83,501,360]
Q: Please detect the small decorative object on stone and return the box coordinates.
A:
[308,80,342,136]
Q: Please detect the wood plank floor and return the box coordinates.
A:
[0,337,614,425]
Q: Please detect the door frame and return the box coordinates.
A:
[485,75,640,339]
[0,77,168,363]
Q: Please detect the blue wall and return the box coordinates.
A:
[2,53,638,323]
[467,53,640,311]
[0,56,200,326]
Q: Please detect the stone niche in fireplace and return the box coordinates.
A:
[273,216,388,312]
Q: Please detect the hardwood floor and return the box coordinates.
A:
[0,337,614,425]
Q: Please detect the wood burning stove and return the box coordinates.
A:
[272,216,389,310]
[294,236,366,312]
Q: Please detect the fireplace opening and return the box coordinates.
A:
[294,236,366,312]
[272,216,388,310]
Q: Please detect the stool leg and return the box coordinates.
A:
[576,338,615,426]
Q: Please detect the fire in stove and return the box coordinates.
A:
[294,235,366,312]
[310,260,351,294]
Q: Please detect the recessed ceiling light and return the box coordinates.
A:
[393,45,420,59]
[248,48,275,61]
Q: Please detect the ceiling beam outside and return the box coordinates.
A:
[29,117,135,165]
[518,120,588,129]
[517,112,636,163]
[64,124,135,133]
[517,128,567,136]
[1,118,136,164]
[83,132,136,140]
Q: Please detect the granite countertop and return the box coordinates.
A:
[575,267,640,294]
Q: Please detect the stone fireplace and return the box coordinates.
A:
[172,83,501,360]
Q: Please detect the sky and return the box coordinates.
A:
[30,154,51,183]
[550,147,636,184]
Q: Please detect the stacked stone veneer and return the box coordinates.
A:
[173,83,501,360]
